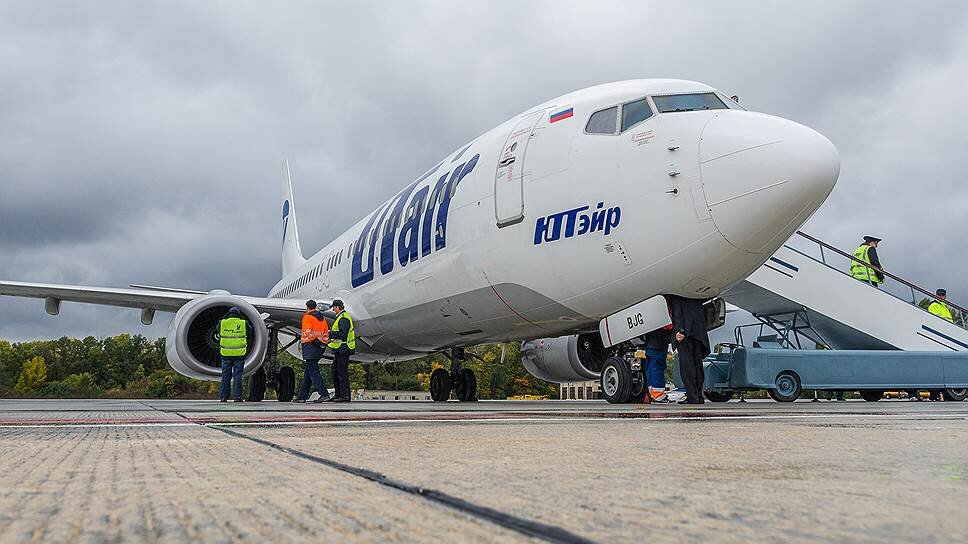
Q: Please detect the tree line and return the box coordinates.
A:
[0,335,559,400]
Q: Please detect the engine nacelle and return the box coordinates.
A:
[166,293,269,381]
[520,333,607,383]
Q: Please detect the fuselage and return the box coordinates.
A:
[270,79,839,362]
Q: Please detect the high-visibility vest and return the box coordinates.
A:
[850,244,883,283]
[327,311,356,351]
[301,310,329,344]
[928,301,954,322]
[219,317,247,357]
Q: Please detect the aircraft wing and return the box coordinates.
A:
[0,280,320,326]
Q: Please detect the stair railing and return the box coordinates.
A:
[794,231,968,328]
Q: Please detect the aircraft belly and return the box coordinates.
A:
[369,283,596,353]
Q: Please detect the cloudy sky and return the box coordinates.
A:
[2,0,968,342]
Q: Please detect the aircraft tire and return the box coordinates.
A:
[456,368,477,402]
[767,371,801,402]
[600,357,631,404]
[277,366,295,402]
[704,391,734,403]
[942,388,967,402]
[627,371,644,402]
[430,368,451,402]
[859,390,883,402]
[246,366,267,402]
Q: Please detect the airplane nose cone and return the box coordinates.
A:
[700,112,840,254]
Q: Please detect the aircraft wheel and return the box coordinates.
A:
[246,366,266,402]
[942,388,967,402]
[859,390,883,402]
[767,371,801,402]
[627,370,645,402]
[276,366,295,402]
[600,357,631,404]
[455,368,478,402]
[704,391,734,403]
[430,368,451,402]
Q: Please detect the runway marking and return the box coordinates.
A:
[209,425,597,544]
[2,411,966,428]
[0,422,197,429]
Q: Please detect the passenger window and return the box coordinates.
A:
[653,92,727,113]
[585,106,618,134]
[621,98,653,132]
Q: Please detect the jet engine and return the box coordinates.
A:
[165,292,269,381]
[520,333,608,383]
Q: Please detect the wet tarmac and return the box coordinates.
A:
[1,398,966,543]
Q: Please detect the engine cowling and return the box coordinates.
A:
[520,333,607,383]
[166,293,269,381]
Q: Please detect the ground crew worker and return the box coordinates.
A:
[218,307,249,403]
[642,325,673,403]
[294,300,332,403]
[850,236,885,287]
[667,295,711,404]
[327,299,355,402]
[927,289,954,322]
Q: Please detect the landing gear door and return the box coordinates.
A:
[495,112,542,228]
[599,295,672,348]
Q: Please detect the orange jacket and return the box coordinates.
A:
[301,310,330,344]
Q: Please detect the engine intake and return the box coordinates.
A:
[166,294,269,381]
[520,333,607,383]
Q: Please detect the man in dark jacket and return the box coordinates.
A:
[294,300,331,403]
[667,295,711,404]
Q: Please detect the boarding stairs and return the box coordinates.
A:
[723,231,968,352]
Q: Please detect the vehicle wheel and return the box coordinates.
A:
[276,366,295,402]
[600,357,632,404]
[942,388,967,402]
[859,390,883,402]
[628,371,645,402]
[704,391,734,403]
[767,371,801,402]
[456,368,477,402]
[246,366,266,402]
[430,368,451,402]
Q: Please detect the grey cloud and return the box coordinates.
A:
[3,0,968,341]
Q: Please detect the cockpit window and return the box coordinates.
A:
[620,98,653,132]
[653,92,728,113]
[585,106,618,134]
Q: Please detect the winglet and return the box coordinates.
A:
[282,160,306,276]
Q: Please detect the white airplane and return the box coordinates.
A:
[0,79,839,403]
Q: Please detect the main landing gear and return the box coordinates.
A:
[430,348,479,402]
[246,326,297,402]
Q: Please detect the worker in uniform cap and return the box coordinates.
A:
[927,289,954,323]
[294,300,332,403]
[218,307,250,402]
[850,236,885,287]
[326,299,356,402]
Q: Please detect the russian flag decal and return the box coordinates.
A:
[549,107,574,123]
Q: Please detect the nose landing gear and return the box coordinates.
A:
[429,348,479,402]
[600,352,647,404]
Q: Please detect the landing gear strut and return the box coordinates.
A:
[430,348,478,402]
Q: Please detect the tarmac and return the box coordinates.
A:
[1,398,967,543]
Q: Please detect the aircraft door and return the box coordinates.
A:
[495,112,543,227]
